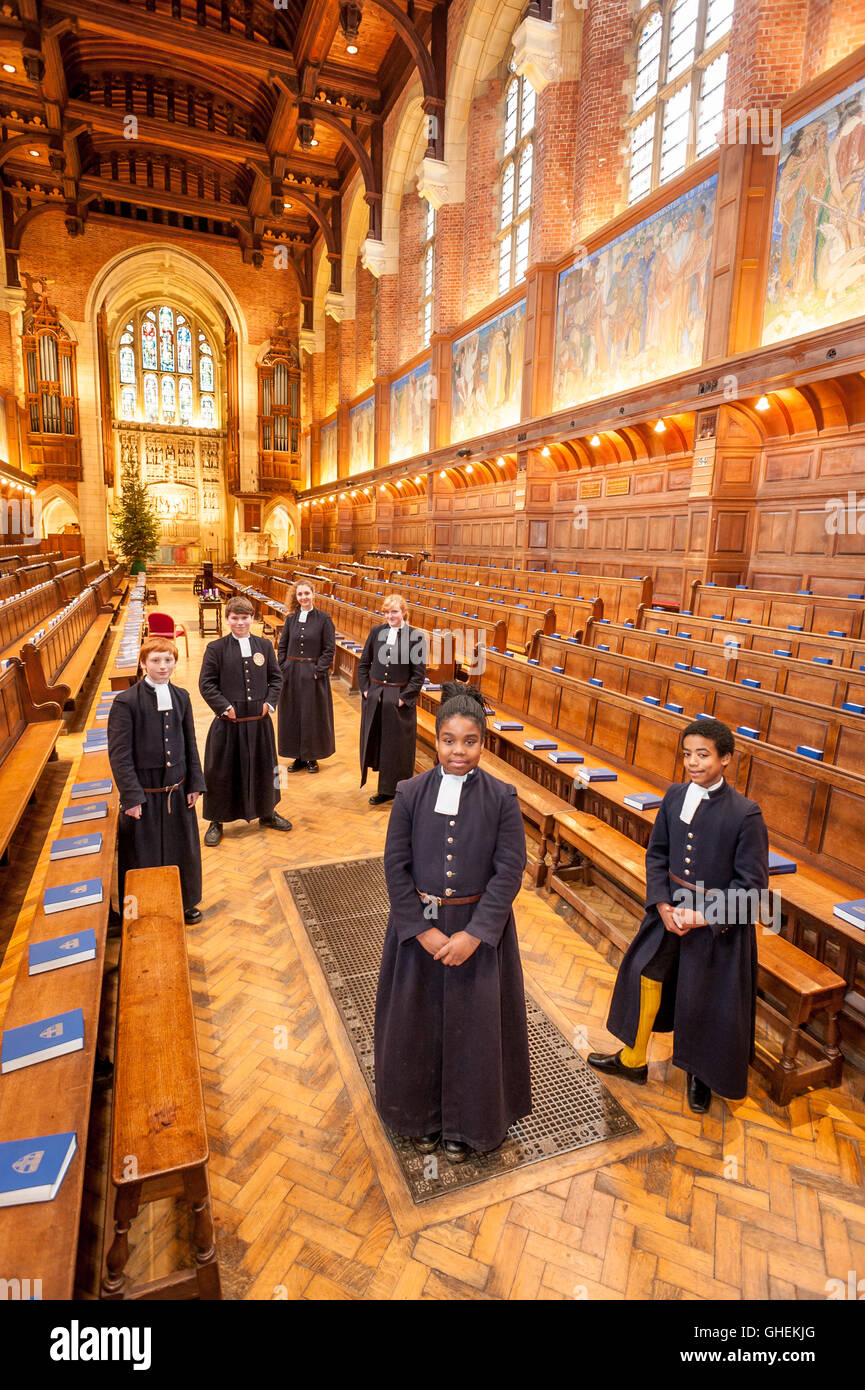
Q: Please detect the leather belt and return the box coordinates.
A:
[417,889,483,908]
[369,677,396,685]
[140,779,185,813]
[225,709,271,722]
[286,656,313,662]
[669,871,698,889]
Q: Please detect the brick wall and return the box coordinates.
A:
[355,261,376,391]
[324,314,339,415]
[725,0,807,110]
[530,79,580,264]
[398,191,427,364]
[801,0,865,84]
[571,0,632,242]
[462,79,503,320]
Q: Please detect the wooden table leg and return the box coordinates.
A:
[184,1165,222,1300]
[102,1181,142,1297]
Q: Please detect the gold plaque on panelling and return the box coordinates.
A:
[579,479,602,498]
[606,477,630,496]
[689,440,716,497]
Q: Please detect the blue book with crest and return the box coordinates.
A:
[28,930,97,975]
[70,780,112,800]
[50,833,102,861]
[0,1132,77,1207]
[575,766,618,783]
[62,801,108,825]
[548,751,584,764]
[1,1008,85,1073]
[768,852,797,875]
[525,739,557,751]
[43,878,103,914]
[833,899,865,931]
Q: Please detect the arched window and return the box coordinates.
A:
[498,74,536,295]
[114,305,219,427]
[627,0,733,204]
[421,200,435,349]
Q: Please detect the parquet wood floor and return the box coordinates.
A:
[19,583,865,1302]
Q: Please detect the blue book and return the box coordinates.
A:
[679,632,692,639]
[768,852,797,875]
[598,619,610,625]
[596,645,610,652]
[43,878,103,915]
[680,611,693,616]
[774,649,792,656]
[736,618,751,625]
[576,766,618,783]
[797,589,812,595]
[551,665,565,674]
[643,695,660,706]
[737,725,759,739]
[842,702,864,714]
[50,833,102,861]
[847,595,863,600]
[812,657,832,666]
[0,1132,77,1207]
[741,678,761,688]
[99,692,118,700]
[423,683,442,692]
[735,585,748,590]
[527,658,539,666]
[588,677,603,688]
[657,627,669,635]
[525,739,557,751]
[61,801,108,825]
[29,930,97,975]
[70,779,112,800]
[566,637,578,644]
[787,624,804,631]
[1,1008,85,1074]
[548,751,584,764]
[711,613,725,619]
[623,621,635,628]
[833,899,865,930]
[828,630,846,638]
[796,745,823,760]
[83,734,108,748]
[674,662,690,671]
[665,702,683,713]
[692,666,708,676]
[624,791,663,810]
[493,720,523,732]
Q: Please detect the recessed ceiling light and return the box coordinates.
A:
[283,201,292,210]
[541,445,551,457]
[496,456,505,466]
[414,476,421,483]
[346,43,358,54]
[2,64,15,74]
[310,138,319,147]
[465,464,473,473]
[439,470,446,478]
[590,434,601,447]
[28,149,40,158]
[654,417,666,433]
[756,395,770,411]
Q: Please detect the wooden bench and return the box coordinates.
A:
[102,866,220,1301]
[20,586,115,712]
[690,580,865,640]
[0,688,120,1297]
[547,809,847,1104]
[528,631,865,773]
[0,658,64,863]
[403,573,607,642]
[0,578,64,654]
[425,563,651,626]
[580,619,865,711]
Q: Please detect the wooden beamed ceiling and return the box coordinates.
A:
[0,0,445,287]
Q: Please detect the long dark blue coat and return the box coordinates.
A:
[374,765,532,1151]
[198,633,282,822]
[107,680,206,912]
[606,779,769,1098]
[276,607,336,761]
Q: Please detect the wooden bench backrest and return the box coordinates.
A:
[15,561,54,589]
[690,581,865,639]
[324,582,507,656]
[530,632,865,772]
[581,621,865,710]
[0,578,61,653]
[640,607,865,668]
[405,575,602,640]
[27,587,99,685]
[478,648,865,890]
[423,562,649,624]
[80,559,104,585]
[0,659,30,764]
[52,555,83,577]
[358,575,557,650]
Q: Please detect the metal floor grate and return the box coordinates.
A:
[283,858,640,1204]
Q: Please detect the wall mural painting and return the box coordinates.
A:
[763,76,865,345]
[320,419,338,484]
[552,176,717,411]
[390,361,432,463]
[349,396,376,476]
[450,301,526,443]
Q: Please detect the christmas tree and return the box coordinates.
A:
[110,466,161,569]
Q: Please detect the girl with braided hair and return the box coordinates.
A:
[373,681,532,1163]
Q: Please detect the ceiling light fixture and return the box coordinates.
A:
[541,445,551,457]
[2,64,15,74]
[439,470,446,478]
[465,464,473,473]
[339,3,362,53]
[756,395,770,411]
[28,148,40,158]
[590,434,601,447]
[654,417,666,433]
[496,456,505,467]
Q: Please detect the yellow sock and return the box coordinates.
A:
[620,975,663,1069]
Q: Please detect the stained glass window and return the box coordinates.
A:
[499,75,535,294]
[161,375,176,421]
[144,373,159,422]
[119,306,217,426]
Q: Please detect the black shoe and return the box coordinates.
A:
[287,758,305,772]
[369,793,394,806]
[410,1132,441,1155]
[586,1050,648,1085]
[443,1140,471,1165]
[260,812,292,831]
[184,907,202,924]
[306,761,319,773]
[687,1073,712,1113]
[204,821,223,847]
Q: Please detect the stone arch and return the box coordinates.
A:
[342,177,373,320]
[380,77,426,273]
[38,485,79,538]
[263,499,298,557]
[444,0,525,204]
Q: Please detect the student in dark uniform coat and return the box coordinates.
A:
[588,718,770,1110]
[358,593,427,805]
[374,682,532,1163]
[107,636,206,924]
[198,595,291,845]
[276,580,335,773]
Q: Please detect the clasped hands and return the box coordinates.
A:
[125,791,200,819]
[659,901,706,936]
[417,926,481,966]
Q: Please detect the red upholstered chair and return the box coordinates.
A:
[147,610,189,659]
